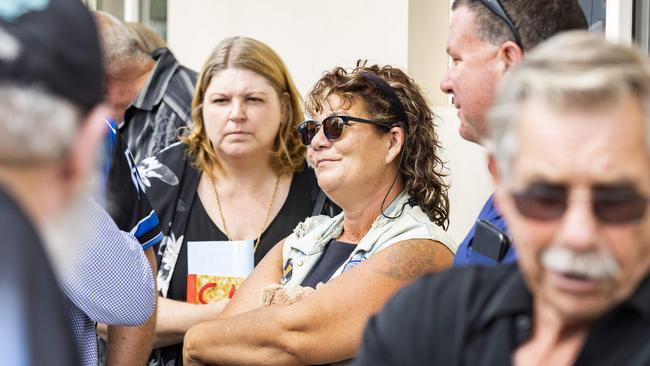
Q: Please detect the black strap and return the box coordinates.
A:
[360,72,409,131]
[312,189,328,217]
[306,164,340,217]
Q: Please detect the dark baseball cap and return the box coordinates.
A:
[0,0,104,111]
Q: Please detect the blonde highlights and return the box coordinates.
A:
[306,63,450,228]
[181,36,305,178]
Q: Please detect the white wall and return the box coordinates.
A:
[435,107,493,242]
[167,0,492,244]
[168,0,409,94]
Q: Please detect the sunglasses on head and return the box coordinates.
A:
[297,115,395,146]
[478,0,524,49]
[511,182,649,224]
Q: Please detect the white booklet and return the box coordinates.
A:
[186,240,254,304]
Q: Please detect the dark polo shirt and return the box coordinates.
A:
[355,264,650,365]
[120,48,196,163]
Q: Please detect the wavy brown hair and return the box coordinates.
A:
[305,63,450,228]
[181,36,305,177]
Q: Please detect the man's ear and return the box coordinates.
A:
[489,153,508,216]
[488,153,499,183]
[59,104,109,201]
[498,41,524,73]
[385,125,405,165]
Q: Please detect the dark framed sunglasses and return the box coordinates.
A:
[478,0,524,49]
[297,115,394,146]
[511,183,649,224]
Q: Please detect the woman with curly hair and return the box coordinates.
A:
[183,63,457,365]
[137,36,337,365]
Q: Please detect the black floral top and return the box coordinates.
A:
[137,142,339,366]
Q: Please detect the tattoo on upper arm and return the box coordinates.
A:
[370,240,450,281]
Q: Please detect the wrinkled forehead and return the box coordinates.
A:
[509,97,650,188]
[205,67,277,94]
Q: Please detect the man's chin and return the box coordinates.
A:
[541,283,615,325]
[552,300,610,325]
[458,122,482,144]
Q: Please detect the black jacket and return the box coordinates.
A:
[356,265,650,366]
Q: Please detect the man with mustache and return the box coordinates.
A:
[355,32,650,365]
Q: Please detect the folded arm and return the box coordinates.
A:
[98,240,277,350]
[183,239,453,365]
[145,240,287,348]
[217,240,285,319]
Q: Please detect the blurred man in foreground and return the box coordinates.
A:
[0,1,155,365]
[357,32,650,365]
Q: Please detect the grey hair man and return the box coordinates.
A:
[441,0,588,266]
[0,0,86,357]
[356,32,650,365]
[94,11,196,163]
[0,2,106,270]
[0,1,156,365]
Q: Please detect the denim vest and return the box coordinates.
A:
[280,191,457,287]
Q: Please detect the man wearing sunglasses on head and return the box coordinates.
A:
[356,32,650,366]
[441,0,587,266]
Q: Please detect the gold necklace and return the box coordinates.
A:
[211,174,281,252]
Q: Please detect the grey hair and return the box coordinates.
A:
[488,31,650,181]
[93,11,151,77]
[0,27,20,62]
[0,84,81,164]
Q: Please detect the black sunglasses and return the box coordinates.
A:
[478,0,524,49]
[511,183,649,224]
[297,115,394,146]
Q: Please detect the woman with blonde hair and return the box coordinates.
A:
[183,63,456,365]
[139,36,337,366]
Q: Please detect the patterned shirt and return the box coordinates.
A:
[103,118,163,250]
[58,199,156,366]
[119,48,197,163]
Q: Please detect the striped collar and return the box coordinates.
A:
[131,47,179,111]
